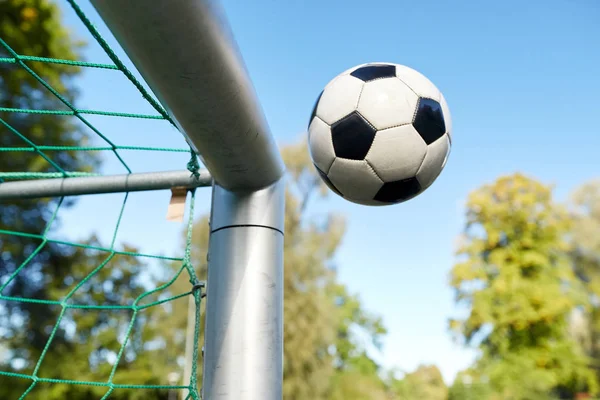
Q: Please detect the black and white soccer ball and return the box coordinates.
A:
[308,62,452,206]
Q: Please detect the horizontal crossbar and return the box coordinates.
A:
[90,0,284,192]
[0,169,212,200]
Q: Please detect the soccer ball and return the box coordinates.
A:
[308,62,452,206]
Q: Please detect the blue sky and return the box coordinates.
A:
[52,0,600,384]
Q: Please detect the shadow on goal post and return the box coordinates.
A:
[1,0,286,399]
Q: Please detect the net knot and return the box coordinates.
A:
[187,150,200,179]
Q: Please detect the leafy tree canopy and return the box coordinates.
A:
[449,173,598,399]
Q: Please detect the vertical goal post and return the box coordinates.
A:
[0,0,287,399]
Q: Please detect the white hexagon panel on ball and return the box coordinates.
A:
[307,62,452,206]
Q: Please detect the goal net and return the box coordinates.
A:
[0,1,285,399]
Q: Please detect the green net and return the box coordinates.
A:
[0,1,204,399]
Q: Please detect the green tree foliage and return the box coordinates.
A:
[390,364,448,400]
[0,0,95,175]
[569,180,600,381]
[448,370,494,400]
[328,369,389,400]
[570,180,600,263]
[0,0,104,397]
[279,141,390,399]
[1,238,179,400]
[449,173,598,399]
[0,2,178,398]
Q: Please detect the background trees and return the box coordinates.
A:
[0,0,99,397]
[390,365,448,400]
[448,174,600,399]
[569,181,600,378]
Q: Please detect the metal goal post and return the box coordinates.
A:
[0,0,286,399]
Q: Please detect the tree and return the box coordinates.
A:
[278,141,389,399]
[390,364,448,400]
[448,369,494,400]
[328,369,389,400]
[0,0,94,381]
[569,180,600,382]
[0,2,173,398]
[449,173,598,399]
[0,0,95,327]
[0,231,188,399]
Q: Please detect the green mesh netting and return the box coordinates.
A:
[0,1,204,399]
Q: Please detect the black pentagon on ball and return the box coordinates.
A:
[309,90,324,128]
[350,64,396,82]
[331,112,376,160]
[374,177,422,203]
[314,164,343,197]
[412,98,446,145]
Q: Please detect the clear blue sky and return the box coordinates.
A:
[54,0,600,384]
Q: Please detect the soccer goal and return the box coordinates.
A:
[0,0,285,399]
